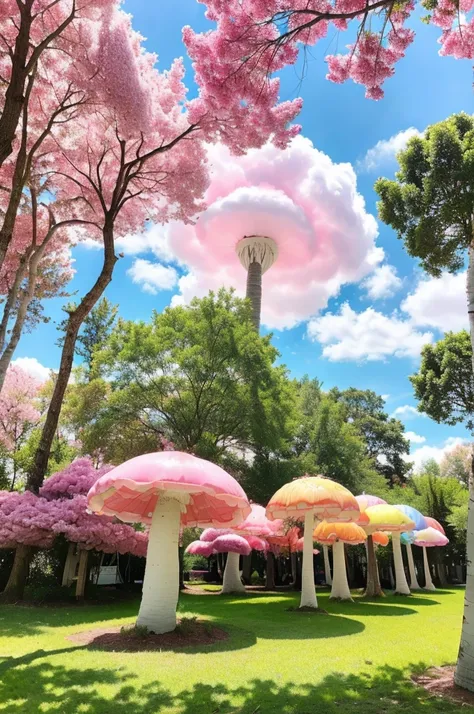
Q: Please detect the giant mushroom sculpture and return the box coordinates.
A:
[414,526,449,591]
[87,451,250,633]
[314,521,367,601]
[266,476,360,610]
[355,494,387,597]
[364,505,415,595]
[394,505,427,591]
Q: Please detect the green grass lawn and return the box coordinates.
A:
[0,587,469,714]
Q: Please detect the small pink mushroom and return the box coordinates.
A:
[87,451,250,633]
[213,533,251,593]
[186,541,214,558]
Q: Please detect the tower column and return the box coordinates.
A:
[246,260,262,330]
[236,235,278,332]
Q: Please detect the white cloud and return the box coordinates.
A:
[359,127,422,172]
[307,304,432,361]
[408,437,470,472]
[126,259,178,295]
[405,431,426,444]
[79,224,176,264]
[402,271,467,333]
[12,357,51,383]
[391,405,426,420]
[361,264,402,300]
[381,394,390,401]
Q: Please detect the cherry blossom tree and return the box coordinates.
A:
[1,457,147,600]
[0,204,76,390]
[184,0,474,103]
[0,0,118,270]
[0,364,41,490]
[26,6,301,494]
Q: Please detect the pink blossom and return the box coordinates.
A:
[0,366,40,451]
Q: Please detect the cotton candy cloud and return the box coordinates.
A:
[144,136,382,329]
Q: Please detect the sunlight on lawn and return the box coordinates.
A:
[0,588,467,714]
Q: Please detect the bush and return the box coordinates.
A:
[182,552,208,572]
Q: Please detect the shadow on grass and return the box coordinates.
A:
[0,656,470,714]
[0,600,141,637]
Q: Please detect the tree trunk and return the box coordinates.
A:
[1,544,33,601]
[62,543,78,587]
[246,260,262,331]
[222,552,245,594]
[406,543,421,590]
[330,540,352,601]
[27,221,117,493]
[423,547,436,591]
[242,554,252,585]
[323,544,332,585]
[300,510,317,609]
[455,247,474,689]
[75,549,89,600]
[364,535,384,597]
[0,4,32,170]
[392,532,410,595]
[136,498,181,633]
[290,552,297,587]
[265,552,276,590]
[455,450,474,688]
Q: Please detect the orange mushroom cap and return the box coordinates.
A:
[313,521,367,545]
[372,531,389,546]
[266,476,360,522]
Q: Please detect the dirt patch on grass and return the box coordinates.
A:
[412,666,474,706]
[67,619,229,651]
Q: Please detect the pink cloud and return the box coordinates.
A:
[147,136,382,329]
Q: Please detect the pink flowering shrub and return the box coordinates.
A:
[1,458,147,558]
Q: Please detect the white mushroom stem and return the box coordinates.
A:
[423,546,436,591]
[330,541,352,601]
[392,532,411,595]
[323,544,332,585]
[406,543,421,589]
[137,496,181,633]
[222,552,245,594]
[300,510,318,609]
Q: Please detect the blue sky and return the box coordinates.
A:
[14,1,474,469]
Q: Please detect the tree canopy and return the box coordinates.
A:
[88,290,295,462]
[411,331,474,430]
[376,113,474,276]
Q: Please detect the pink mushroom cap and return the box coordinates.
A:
[87,451,250,527]
[414,527,449,548]
[294,537,320,555]
[185,540,215,557]
[200,527,233,542]
[234,504,275,536]
[424,516,446,535]
[212,533,251,556]
[356,494,387,511]
[245,535,268,551]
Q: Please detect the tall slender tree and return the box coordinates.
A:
[377,121,474,689]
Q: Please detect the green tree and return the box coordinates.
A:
[411,331,474,431]
[58,297,118,379]
[93,289,295,461]
[295,394,387,497]
[376,112,474,690]
[329,387,410,485]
